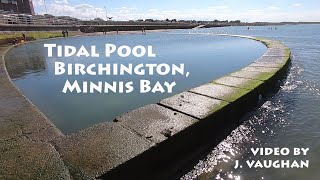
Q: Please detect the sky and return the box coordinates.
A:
[32,0,320,22]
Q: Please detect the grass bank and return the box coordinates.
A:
[0,31,80,45]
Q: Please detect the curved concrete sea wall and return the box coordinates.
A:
[0,35,291,179]
[0,45,70,178]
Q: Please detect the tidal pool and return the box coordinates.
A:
[5,33,266,133]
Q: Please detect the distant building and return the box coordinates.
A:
[230,20,241,23]
[145,19,154,22]
[0,0,35,15]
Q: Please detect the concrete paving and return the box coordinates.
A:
[248,62,283,69]
[241,66,279,73]
[53,122,154,179]
[250,56,287,68]
[230,70,274,81]
[214,76,263,90]
[117,104,198,144]
[249,62,284,68]
[263,47,290,57]
[190,83,251,103]
[160,91,229,119]
[255,56,287,63]
[0,138,71,180]
[0,45,69,179]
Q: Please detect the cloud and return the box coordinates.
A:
[110,7,139,20]
[267,6,280,10]
[291,3,303,7]
[55,0,68,5]
[33,0,106,20]
[32,0,44,6]
[32,1,319,22]
[208,6,229,10]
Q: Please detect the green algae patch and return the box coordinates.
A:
[213,76,263,90]
[254,72,275,81]
[276,56,290,68]
[254,37,271,47]
[210,82,250,102]
[284,48,291,57]
[190,83,251,103]
[230,70,275,81]
[250,62,285,69]
[208,100,229,115]
[244,70,278,81]
[235,79,262,90]
[243,66,279,74]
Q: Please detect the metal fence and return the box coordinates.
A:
[0,13,198,28]
[0,14,81,25]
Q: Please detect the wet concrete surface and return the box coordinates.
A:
[160,91,229,119]
[214,76,263,90]
[190,83,250,103]
[0,45,69,179]
[230,70,274,81]
[117,104,198,144]
[53,122,154,179]
[0,138,71,180]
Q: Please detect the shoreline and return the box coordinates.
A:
[0,29,171,45]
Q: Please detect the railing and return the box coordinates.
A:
[81,20,197,27]
[0,14,196,27]
[0,14,81,26]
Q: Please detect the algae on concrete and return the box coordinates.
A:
[213,76,263,90]
[230,70,274,81]
[284,48,291,57]
[190,83,250,103]
[254,37,272,47]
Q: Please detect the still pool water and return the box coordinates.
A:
[181,24,320,180]
[5,33,265,133]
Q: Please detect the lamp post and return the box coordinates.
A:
[104,6,108,21]
[43,0,48,14]
[14,1,19,14]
